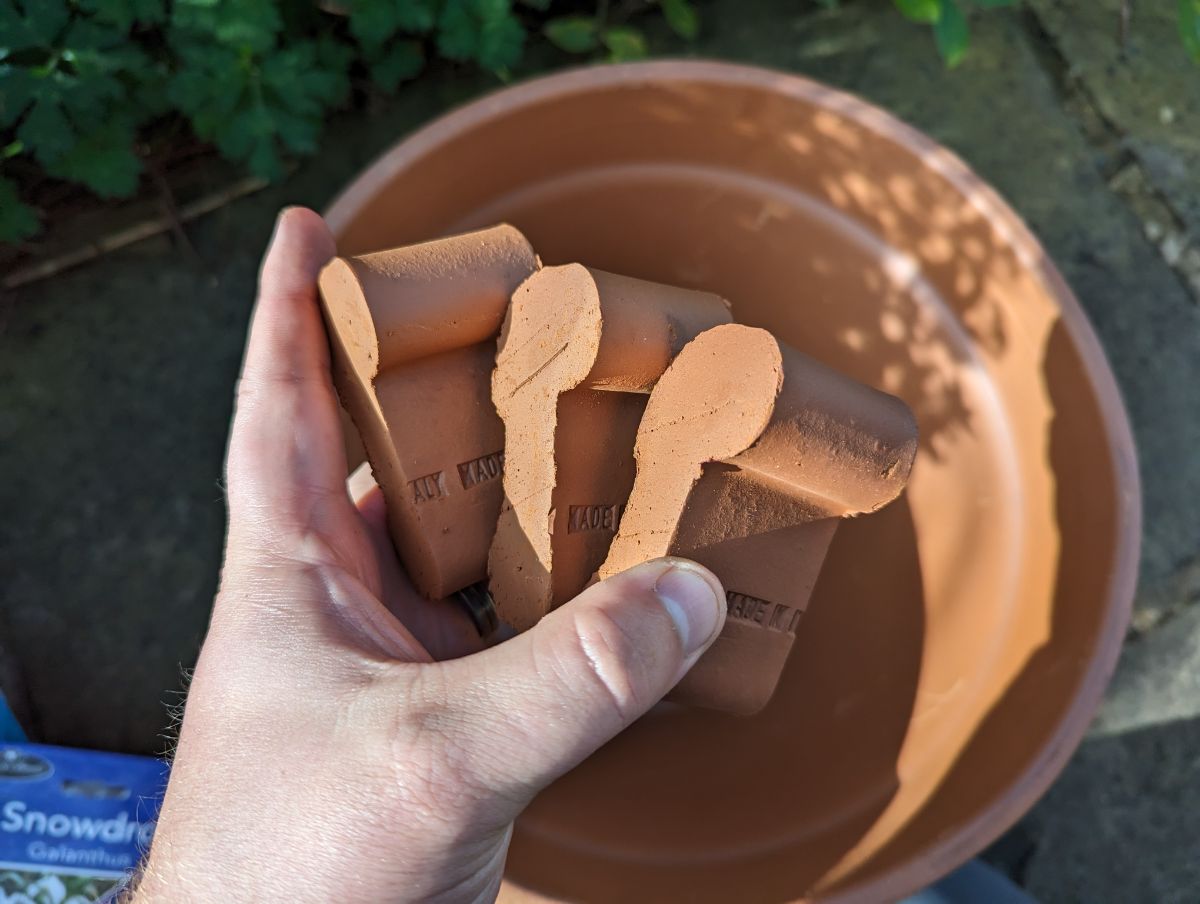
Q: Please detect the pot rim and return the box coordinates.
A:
[325,59,1142,903]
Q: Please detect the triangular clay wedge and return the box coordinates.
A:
[598,323,919,715]
[489,264,732,631]
[318,225,539,600]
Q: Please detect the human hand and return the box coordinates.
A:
[130,208,726,903]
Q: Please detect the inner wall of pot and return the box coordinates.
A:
[329,73,1125,901]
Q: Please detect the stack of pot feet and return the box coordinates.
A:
[318,225,918,715]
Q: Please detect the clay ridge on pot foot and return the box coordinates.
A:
[598,323,919,715]
[489,264,732,632]
[317,225,539,600]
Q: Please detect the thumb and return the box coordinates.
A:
[434,558,725,804]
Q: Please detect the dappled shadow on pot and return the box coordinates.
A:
[438,78,1013,466]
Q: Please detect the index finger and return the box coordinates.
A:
[225,207,344,531]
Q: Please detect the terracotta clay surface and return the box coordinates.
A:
[317,225,538,600]
[488,264,731,631]
[324,62,1139,904]
[599,324,917,714]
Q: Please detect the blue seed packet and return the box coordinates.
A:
[0,744,169,902]
[0,695,25,745]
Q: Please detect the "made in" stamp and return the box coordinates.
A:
[725,591,803,636]
[567,504,626,534]
[410,471,449,504]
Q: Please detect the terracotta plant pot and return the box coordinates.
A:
[324,62,1140,903]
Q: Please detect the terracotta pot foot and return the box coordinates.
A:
[488,264,731,631]
[317,225,539,599]
[599,323,918,714]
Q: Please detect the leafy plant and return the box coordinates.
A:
[1,0,635,244]
[167,1,351,181]
[345,0,435,90]
[893,0,1016,68]
[540,0,698,63]
[3,0,1199,246]
[898,1,1200,69]
[660,0,698,41]
[0,0,164,240]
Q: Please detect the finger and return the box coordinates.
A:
[246,206,338,386]
[226,208,343,534]
[427,558,725,803]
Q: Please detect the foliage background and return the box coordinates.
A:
[1,0,1196,243]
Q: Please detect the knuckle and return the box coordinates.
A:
[564,605,655,723]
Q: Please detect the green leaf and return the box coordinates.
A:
[77,0,167,30]
[170,36,350,181]
[543,16,597,54]
[0,68,38,128]
[1,6,154,176]
[478,7,524,69]
[55,21,156,132]
[246,137,283,181]
[935,0,969,67]
[1182,0,1200,62]
[602,26,647,62]
[660,0,699,40]
[972,0,1016,5]
[0,0,70,54]
[894,0,941,24]
[170,0,283,54]
[18,97,75,164]
[44,120,141,196]
[0,174,39,243]
[369,39,425,90]
[167,44,247,138]
[63,18,155,84]
[438,0,525,71]
[265,37,351,110]
[348,0,437,51]
[438,0,482,60]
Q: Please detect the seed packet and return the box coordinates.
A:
[0,696,24,745]
[0,744,168,903]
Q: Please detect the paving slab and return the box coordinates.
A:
[1009,605,1200,903]
[1029,0,1200,252]
[0,70,497,752]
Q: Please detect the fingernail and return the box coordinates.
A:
[653,561,724,654]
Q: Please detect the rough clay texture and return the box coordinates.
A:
[317,225,538,599]
[600,324,918,714]
[489,264,732,631]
